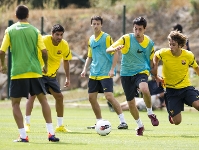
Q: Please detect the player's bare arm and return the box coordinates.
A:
[193,66,199,76]
[63,60,70,87]
[41,49,48,74]
[106,45,124,53]
[152,54,164,86]
[81,57,92,77]
[109,51,119,77]
[0,50,7,74]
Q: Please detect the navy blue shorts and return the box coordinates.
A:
[42,76,61,94]
[121,74,148,101]
[165,86,199,117]
[88,78,113,93]
[148,80,164,95]
[9,78,46,99]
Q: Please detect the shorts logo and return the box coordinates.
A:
[57,50,62,54]
[169,110,174,115]
[181,60,186,65]
[104,88,107,91]
[196,95,199,99]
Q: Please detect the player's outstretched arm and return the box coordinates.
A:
[106,45,124,53]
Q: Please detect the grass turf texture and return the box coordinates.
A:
[0,100,199,150]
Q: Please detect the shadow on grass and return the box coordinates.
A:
[145,135,199,138]
[32,141,88,145]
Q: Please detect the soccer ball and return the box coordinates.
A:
[95,120,111,136]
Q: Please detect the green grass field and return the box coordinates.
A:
[0,100,199,150]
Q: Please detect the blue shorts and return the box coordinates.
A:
[88,78,113,93]
[121,74,148,101]
[148,80,164,95]
[9,78,46,99]
[42,76,61,94]
[165,86,199,117]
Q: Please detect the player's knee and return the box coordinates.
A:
[174,121,181,125]
[105,93,115,101]
[192,101,199,111]
[173,118,181,125]
[194,105,199,111]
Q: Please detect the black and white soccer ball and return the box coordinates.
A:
[95,120,111,136]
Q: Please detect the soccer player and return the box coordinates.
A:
[24,24,72,133]
[106,16,159,136]
[153,30,199,125]
[81,16,128,130]
[0,5,59,142]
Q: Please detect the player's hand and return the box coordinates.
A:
[42,65,48,74]
[64,79,70,88]
[81,70,86,77]
[155,76,165,87]
[0,65,7,74]
[108,69,114,78]
[114,45,124,52]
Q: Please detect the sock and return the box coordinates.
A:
[135,118,143,128]
[146,107,153,115]
[25,115,31,124]
[57,117,63,127]
[19,128,27,139]
[46,123,54,135]
[96,119,102,123]
[118,113,126,123]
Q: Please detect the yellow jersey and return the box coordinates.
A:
[155,48,198,89]
[39,35,72,77]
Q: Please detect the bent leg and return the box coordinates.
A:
[171,113,182,125]
[128,99,139,120]
[139,82,152,108]
[192,100,199,111]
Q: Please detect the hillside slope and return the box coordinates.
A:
[0,2,199,59]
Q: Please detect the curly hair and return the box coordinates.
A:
[167,31,187,47]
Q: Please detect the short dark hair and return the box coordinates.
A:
[133,16,147,28]
[51,24,65,33]
[91,16,103,25]
[16,5,29,20]
[173,24,183,33]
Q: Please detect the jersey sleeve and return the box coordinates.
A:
[189,52,198,68]
[37,33,46,50]
[0,30,10,52]
[62,40,72,60]
[111,34,130,54]
[88,40,92,58]
[150,47,155,60]
[106,35,113,48]
[155,49,163,60]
